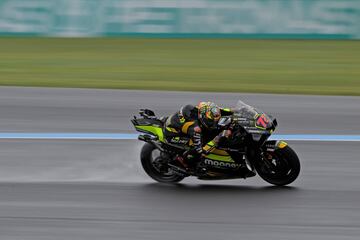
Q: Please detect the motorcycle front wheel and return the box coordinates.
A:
[255,145,300,186]
[140,143,185,183]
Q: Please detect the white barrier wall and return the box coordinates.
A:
[0,0,359,38]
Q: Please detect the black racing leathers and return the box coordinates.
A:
[164,104,203,154]
[163,104,233,158]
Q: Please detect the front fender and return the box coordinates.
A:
[263,140,288,152]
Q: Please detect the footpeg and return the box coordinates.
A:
[197,167,207,176]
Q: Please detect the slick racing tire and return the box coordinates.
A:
[255,145,300,186]
[141,143,185,183]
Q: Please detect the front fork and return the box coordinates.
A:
[257,140,289,171]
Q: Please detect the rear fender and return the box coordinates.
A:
[135,125,164,142]
[131,118,165,142]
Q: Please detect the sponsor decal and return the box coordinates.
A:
[246,129,266,134]
[204,159,241,169]
[170,137,188,144]
[256,114,270,129]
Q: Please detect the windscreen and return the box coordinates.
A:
[235,100,273,130]
[234,100,259,119]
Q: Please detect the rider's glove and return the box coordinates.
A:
[221,129,232,138]
[214,129,232,145]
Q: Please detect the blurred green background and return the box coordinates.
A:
[1,38,359,95]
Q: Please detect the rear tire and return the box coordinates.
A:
[141,143,185,183]
[255,145,300,186]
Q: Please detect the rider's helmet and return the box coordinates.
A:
[197,102,221,130]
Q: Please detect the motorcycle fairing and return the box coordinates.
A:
[203,141,235,163]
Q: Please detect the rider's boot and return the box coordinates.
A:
[185,154,207,176]
[175,154,199,175]
[175,155,189,169]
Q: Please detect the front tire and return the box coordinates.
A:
[255,145,300,186]
[141,143,185,183]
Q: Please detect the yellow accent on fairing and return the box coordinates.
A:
[203,145,229,156]
[203,140,230,155]
[135,125,164,142]
[211,149,229,156]
[206,153,234,162]
[203,139,232,160]
[222,108,231,112]
[207,141,215,147]
[166,126,178,133]
[203,145,212,151]
[277,141,288,149]
[181,121,194,134]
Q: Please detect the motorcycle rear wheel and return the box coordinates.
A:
[255,145,300,186]
[141,143,185,183]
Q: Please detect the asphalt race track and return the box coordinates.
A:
[0,87,360,240]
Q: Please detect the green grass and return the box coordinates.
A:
[0,38,359,95]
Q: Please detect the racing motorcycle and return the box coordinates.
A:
[131,100,300,186]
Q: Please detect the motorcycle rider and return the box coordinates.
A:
[163,101,233,171]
